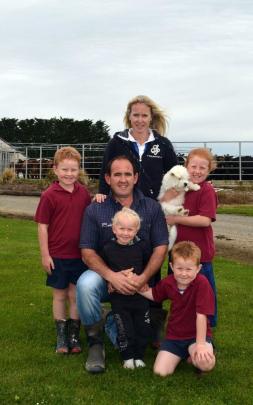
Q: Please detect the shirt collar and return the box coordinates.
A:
[52,180,79,193]
[128,129,155,145]
[171,274,198,292]
[108,187,145,206]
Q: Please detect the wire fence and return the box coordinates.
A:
[1,141,253,181]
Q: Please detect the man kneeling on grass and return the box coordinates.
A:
[140,241,216,376]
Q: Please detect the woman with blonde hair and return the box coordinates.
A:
[98,96,178,349]
[99,95,178,199]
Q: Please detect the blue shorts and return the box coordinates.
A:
[160,337,213,360]
[46,258,87,289]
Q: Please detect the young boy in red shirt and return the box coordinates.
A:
[35,147,91,354]
[166,148,218,327]
[140,241,216,376]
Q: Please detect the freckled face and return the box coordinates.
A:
[186,156,210,184]
[170,257,201,290]
[53,159,79,190]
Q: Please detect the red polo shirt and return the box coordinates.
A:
[176,181,218,262]
[35,181,91,258]
[152,274,215,340]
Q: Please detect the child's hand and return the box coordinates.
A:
[41,255,54,275]
[138,283,149,293]
[165,215,178,226]
[108,282,116,293]
[122,268,134,278]
[193,343,214,363]
[93,193,107,203]
[159,188,179,202]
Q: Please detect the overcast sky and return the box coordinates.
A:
[1,0,252,154]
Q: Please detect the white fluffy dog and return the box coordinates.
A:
[158,165,200,250]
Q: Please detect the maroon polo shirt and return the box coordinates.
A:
[152,274,215,340]
[35,181,91,258]
[176,181,218,262]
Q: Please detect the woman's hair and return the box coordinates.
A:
[54,146,81,166]
[185,148,217,172]
[123,95,168,136]
[112,207,141,230]
[171,241,201,266]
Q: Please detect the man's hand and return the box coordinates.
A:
[108,268,136,295]
[128,273,147,290]
[41,255,54,275]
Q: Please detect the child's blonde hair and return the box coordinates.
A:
[171,241,201,266]
[123,95,168,136]
[112,207,141,231]
[185,148,217,172]
[54,146,81,166]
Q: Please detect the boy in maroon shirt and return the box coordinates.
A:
[166,148,218,327]
[35,147,91,354]
[140,241,216,376]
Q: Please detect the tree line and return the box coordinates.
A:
[0,117,110,144]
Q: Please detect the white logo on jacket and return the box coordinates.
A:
[150,144,160,156]
[158,165,200,250]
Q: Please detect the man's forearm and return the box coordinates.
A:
[82,248,137,294]
[82,248,113,282]
[143,245,168,282]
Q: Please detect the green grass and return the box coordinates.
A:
[217,204,253,216]
[1,217,253,405]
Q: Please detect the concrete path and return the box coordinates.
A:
[0,195,40,219]
[0,194,252,264]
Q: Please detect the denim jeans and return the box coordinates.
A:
[200,262,217,328]
[76,269,118,345]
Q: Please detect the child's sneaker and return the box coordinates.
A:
[123,359,135,369]
[55,319,69,354]
[135,359,146,368]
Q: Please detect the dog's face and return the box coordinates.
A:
[161,165,190,192]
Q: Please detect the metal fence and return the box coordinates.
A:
[1,141,253,181]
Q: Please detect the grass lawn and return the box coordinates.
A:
[217,204,253,216]
[0,217,253,405]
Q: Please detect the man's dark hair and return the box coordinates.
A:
[105,155,139,176]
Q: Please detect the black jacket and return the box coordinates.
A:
[99,129,178,199]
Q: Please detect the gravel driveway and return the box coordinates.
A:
[213,214,253,265]
[0,195,252,265]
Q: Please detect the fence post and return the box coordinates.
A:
[239,141,242,181]
[82,144,85,171]
[39,146,42,179]
[25,147,28,179]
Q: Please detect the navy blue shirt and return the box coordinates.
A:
[79,188,168,256]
